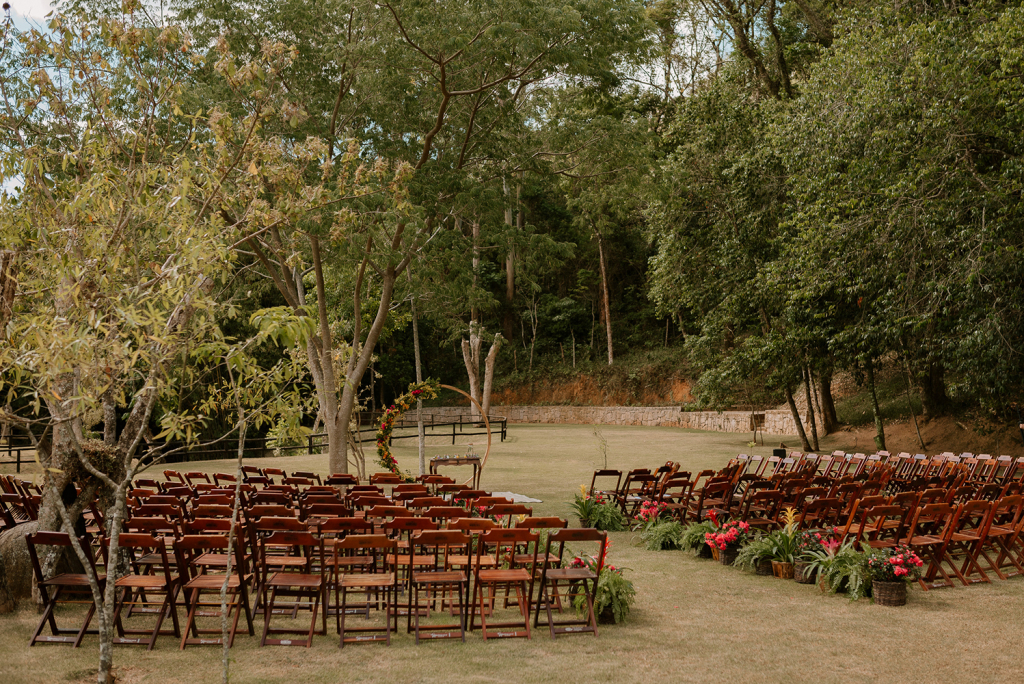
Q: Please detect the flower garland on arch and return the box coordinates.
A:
[376,379,441,479]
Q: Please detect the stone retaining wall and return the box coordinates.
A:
[410,405,805,435]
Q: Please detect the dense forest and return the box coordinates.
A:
[2,0,1024,477]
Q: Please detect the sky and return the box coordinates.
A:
[6,1,55,20]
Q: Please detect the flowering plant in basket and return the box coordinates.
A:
[796,527,841,561]
[866,545,923,582]
[705,519,751,550]
[633,500,669,531]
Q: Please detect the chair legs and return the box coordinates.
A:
[112,585,182,651]
[471,580,531,640]
[410,580,466,644]
[29,585,100,647]
[534,577,599,639]
[338,583,394,648]
[180,582,254,649]
[260,582,325,647]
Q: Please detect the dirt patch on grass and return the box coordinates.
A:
[834,415,1022,455]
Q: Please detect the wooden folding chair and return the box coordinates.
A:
[422,506,467,527]
[588,469,622,500]
[687,481,732,522]
[334,534,397,647]
[175,534,254,649]
[469,528,538,640]
[485,503,534,528]
[977,495,1024,580]
[534,528,606,639]
[739,490,784,531]
[258,530,327,647]
[902,502,962,589]
[947,500,995,585]
[841,504,908,550]
[797,497,844,530]
[109,533,182,650]
[406,530,471,643]
[25,531,103,647]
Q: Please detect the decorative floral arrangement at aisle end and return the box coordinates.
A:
[704,519,752,551]
[803,538,871,600]
[570,485,627,531]
[866,545,923,582]
[376,379,440,479]
[569,540,635,624]
[633,500,670,530]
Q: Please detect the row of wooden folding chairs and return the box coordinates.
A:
[1,474,41,527]
[728,451,1024,489]
[24,514,607,650]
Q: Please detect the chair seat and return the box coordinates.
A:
[478,569,530,583]
[42,573,104,587]
[386,554,435,566]
[448,555,498,567]
[542,568,596,581]
[906,534,944,546]
[266,572,322,588]
[513,553,559,565]
[412,570,465,583]
[185,574,248,590]
[340,572,396,588]
[263,556,309,567]
[325,555,374,567]
[116,574,179,589]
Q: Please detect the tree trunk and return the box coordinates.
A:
[818,370,839,434]
[333,266,399,476]
[866,360,886,452]
[0,250,17,331]
[101,388,117,446]
[596,232,613,365]
[481,338,501,418]
[802,366,820,451]
[785,384,812,452]
[410,281,426,476]
[461,332,483,420]
[918,360,948,422]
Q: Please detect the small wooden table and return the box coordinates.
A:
[429,455,482,489]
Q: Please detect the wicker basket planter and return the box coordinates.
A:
[755,559,773,576]
[710,545,720,561]
[771,561,795,579]
[872,580,908,606]
[794,560,816,584]
[720,547,739,566]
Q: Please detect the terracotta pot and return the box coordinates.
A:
[872,580,907,607]
[755,559,773,576]
[794,560,816,584]
[771,561,795,579]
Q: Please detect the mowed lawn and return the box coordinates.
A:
[1,424,1021,683]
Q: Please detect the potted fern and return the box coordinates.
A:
[804,538,871,600]
[680,520,717,558]
[638,519,685,551]
[569,554,636,624]
[734,535,774,575]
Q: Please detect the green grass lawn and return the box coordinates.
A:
[1,424,1021,683]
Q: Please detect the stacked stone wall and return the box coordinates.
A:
[409,406,805,435]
